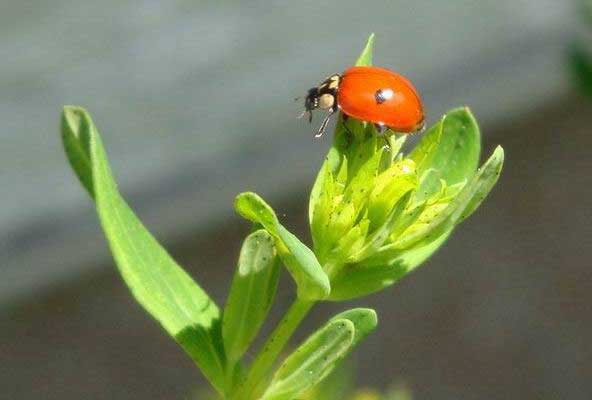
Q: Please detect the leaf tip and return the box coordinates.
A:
[61,105,95,141]
[494,144,504,156]
[359,307,378,329]
[492,145,505,166]
[355,33,376,67]
[234,191,257,212]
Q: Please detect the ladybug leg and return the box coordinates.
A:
[374,123,392,148]
[341,113,354,137]
[374,122,387,135]
[314,108,336,138]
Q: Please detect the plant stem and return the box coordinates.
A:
[232,298,314,399]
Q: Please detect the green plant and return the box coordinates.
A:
[61,34,503,400]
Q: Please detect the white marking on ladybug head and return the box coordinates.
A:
[327,75,340,89]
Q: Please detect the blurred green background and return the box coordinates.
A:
[1,1,591,399]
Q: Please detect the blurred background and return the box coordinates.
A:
[2,0,591,399]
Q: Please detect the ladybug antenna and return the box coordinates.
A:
[297,110,311,121]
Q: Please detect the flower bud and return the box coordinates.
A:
[309,108,504,300]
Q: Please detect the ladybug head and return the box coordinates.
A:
[302,74,341,121]
[299,74,341,138]
[303,86,320,122]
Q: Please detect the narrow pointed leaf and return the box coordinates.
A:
[342,149,381,214]
[355,33,375,67]
[387,134,408,165]
[261,319,355,400]
[61,106,226,391]
[328,233,450,301]
[310,165,336,256]
[235,192,330,300]
[223,229,280,363]
[389,200,428,243]
[331,221,367,264]
[61,108,95,196]
[394,146,504,250]
[348,191,412,263]
[299,364,354,400]
[457,146,505,222]
[366,159,417,229]
[263,308,377,400]
[309,147,342,225]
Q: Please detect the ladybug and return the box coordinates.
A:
[302,66,425,137]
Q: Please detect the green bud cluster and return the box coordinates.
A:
[309,109,504,301]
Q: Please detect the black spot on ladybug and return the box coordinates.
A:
[375,88,394,104]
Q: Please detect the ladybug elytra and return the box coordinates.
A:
[302,66,425,137]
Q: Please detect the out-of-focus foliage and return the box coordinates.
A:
[569,0,592,96]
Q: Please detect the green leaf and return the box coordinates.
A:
[342,148,381,215]
[61,106,226,391]
[389,200,428,242]
[321,201,356,261]
[355,33,375,67]
[261,319,355,400]
[328,233,450,301]
[345,125,379,181]
[277,225,331,300]
[235,191,278,229]
[299,363,354,400]
[309,147,342,226]
[331,219,369,265]
[387,134,408,165]
[329,308,378,348]
[457,146,505,222]
[410,107,481,202]
[348,192,413,263]
[61,108,95,196]
[235,192,330,300]
[310,164,336,255]
[262,308,377,400]
[223,229,280,364]
[394,146,504,250]
[366,159,417,229]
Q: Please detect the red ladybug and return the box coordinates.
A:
[302,66,424,137]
